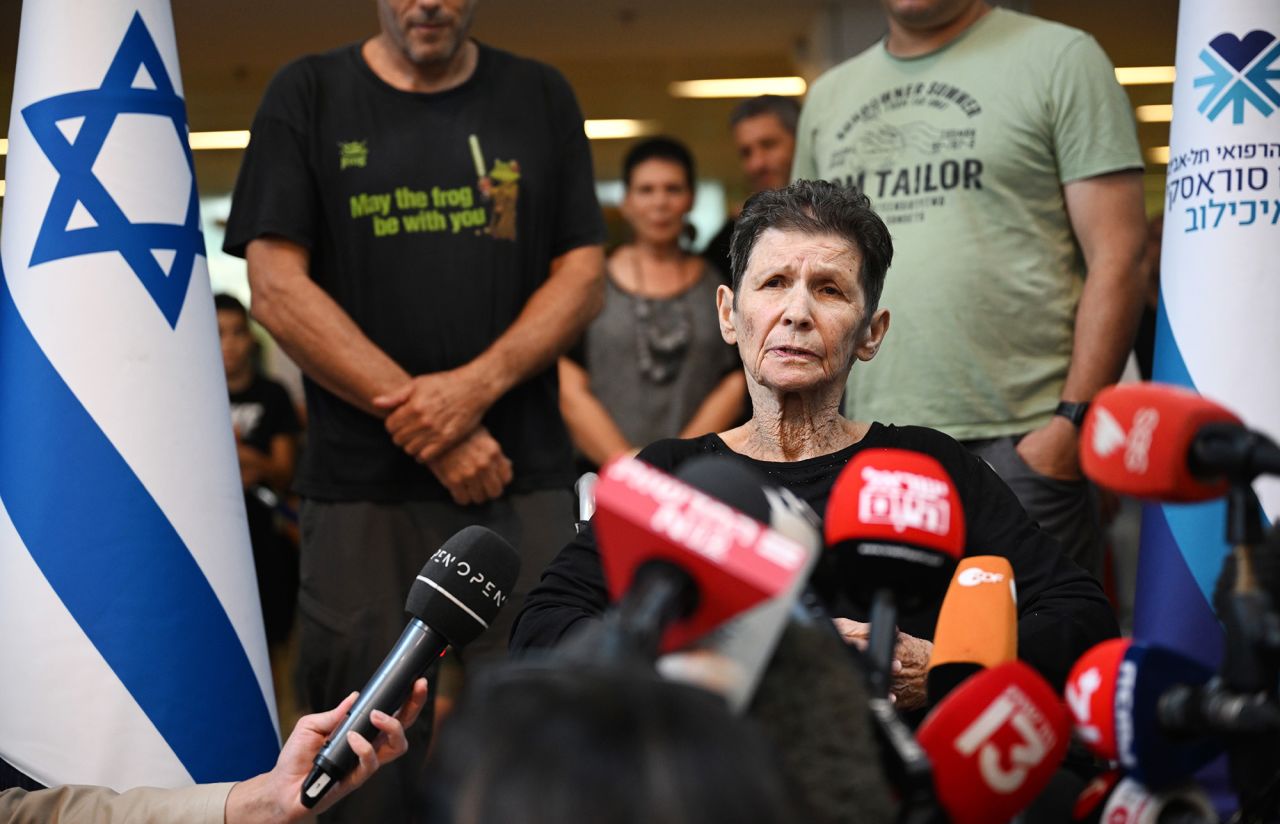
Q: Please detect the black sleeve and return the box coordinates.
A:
[541,66,606,257]
[509,439,687,653]
[936,430,1119,691]
[260,380,302,440]
[222,60,322,258]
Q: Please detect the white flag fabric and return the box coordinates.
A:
[0,1,278,789]
[1135,0,1280,661]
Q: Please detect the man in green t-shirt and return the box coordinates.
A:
[793,0,1147,577]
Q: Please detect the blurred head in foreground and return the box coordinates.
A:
[423,663,794,824]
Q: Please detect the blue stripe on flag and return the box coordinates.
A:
[1151,295,1232,599]
[0,261,277,782]
[1134,504,1224,670]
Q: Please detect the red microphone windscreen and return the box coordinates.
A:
[593,457,811,653]
[1065,638,1221,789]
[824,448,965,610]
[1081,383,1241,502]
[917,661,1071,824]
[1071,769,1122,824]
[1064,637,1128,762]
[927,556,1018,705]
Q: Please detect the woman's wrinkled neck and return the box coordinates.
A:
[725,379,865,462]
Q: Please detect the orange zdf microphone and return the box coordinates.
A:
[591,456,811,659]
[926,556,1018,707]
[1081,382,1280,502]
[917,661,1071,824]
[825,449,965,697]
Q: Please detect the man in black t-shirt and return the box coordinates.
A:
[222,2,606,820]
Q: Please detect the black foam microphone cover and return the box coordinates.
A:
[406,524,522,647]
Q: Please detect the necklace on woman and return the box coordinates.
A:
[631,251,693,385]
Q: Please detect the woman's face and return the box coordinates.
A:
[622,158,694,246]
[717,228,888,395]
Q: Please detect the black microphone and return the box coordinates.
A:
[300,525,520,808]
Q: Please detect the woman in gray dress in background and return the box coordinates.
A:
[559,137,747,468]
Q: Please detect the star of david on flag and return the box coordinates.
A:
[0,1,278,791]
[21,11,204,328]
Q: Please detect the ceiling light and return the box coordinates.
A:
[1136,104,1173,122]
[669,76,807,99]
[1115,66,1176,85]
[1146,146,1170,164]
[0,180,5,198]
[188,130,251,150]
[584,119,658,140]
[0,138,7,156]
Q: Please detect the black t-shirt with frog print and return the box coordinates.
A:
[225,42,605,501]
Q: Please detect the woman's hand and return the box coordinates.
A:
[833,618,933,710]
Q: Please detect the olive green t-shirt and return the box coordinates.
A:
[793,8,1142,440]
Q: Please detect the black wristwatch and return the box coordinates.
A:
[1054,400,1090,428]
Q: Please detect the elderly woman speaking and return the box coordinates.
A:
[510,180,1116,707]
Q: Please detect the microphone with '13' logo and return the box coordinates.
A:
[916,661,1070,824]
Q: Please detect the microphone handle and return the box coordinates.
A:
[302,619,448,808]
[1158,683,1280,737]
[1158,811,1216,824]
[594,561,699,663]
[868,589,898,700]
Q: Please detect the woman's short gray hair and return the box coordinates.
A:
[728,180,893,317]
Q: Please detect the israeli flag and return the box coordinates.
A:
[1135,0,1280,666]
[0,1,279,789]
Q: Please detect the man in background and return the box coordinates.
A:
[793,0,1147,578]
[702,95,800,279]
[223,0,606,819]
[217,293,301,651]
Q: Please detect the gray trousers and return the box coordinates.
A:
[963,435,1105,580]
[297,489,575,823]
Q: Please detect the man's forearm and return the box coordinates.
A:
[1061,255,1146,403]
[1059,172,1147,404]
[462,244,605,406]
[247,239,408,417]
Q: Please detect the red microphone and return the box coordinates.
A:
[917,661,1071,824]
[1072,769,1122,824]
[1081,383,1280,501]
[825,449,965,697]
[1098,777,1217,824]
[592,456,812,656]
[1064,638,1221,789]
[824,448,965,610]
[926,556,1018,706]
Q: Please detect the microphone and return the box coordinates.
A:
[926,556,1018,706]
[1080,382,1280,501]
[745,616,900,824]
[654,457,824,711]
[300,525,520,808]
[824,448,965,696]
[916,661,1071,824]
[1072,769,1122,824]
[575,471,598,532]
[591,455,811,658]
[1098,777,1218,824]
[1064,638,1221,790]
